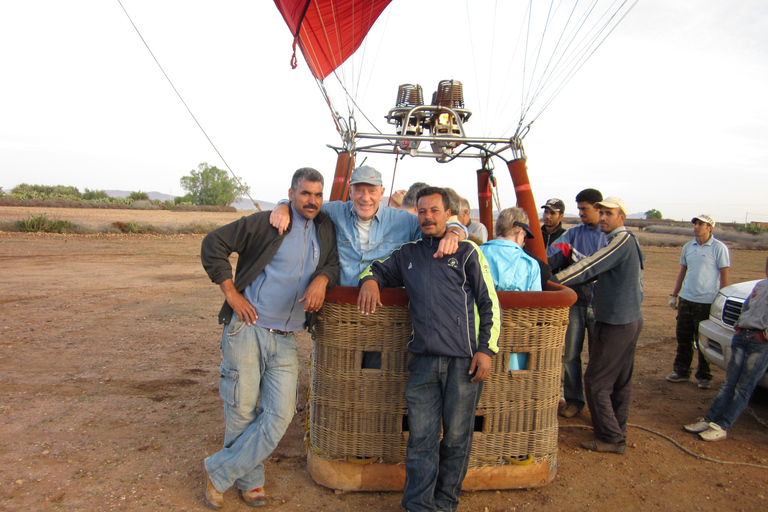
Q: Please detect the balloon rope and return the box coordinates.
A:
[291,38,298,70]
[115,0,260,210]
[387,147,399,207]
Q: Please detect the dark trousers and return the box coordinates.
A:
[584,319,643,444]
[672,298,712,380]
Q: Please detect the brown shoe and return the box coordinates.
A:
[581,439,626,454]
[558,403,580,418]
[202,461,224,510]
[241,487,268,507]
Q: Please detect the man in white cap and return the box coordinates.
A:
[666,214,730,389]
[540,198,567,247]
[551,197,644,454]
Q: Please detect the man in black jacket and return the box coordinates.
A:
[200,168,339,509]
[540,197,567,247]
[358,186,500,512]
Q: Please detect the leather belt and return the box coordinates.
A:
[268,329,290,336]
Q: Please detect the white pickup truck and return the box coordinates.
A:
[698,280,768,388]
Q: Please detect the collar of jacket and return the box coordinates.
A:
[279,209,329,236]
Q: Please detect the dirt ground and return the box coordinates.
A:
[1,207,767,512]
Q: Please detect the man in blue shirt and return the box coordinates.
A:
[200,168,339,509]
[269,165,466,287]
[667,214,730,388]
[547,188,608,418]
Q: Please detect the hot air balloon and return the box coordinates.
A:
[274,0,637,259]
[273,0,637,493]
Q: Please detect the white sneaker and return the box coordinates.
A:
[683,417,710,433]
[699,423,727,442]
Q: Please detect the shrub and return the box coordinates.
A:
[16,214,78,233]
[178,221,221,234]
[174,193,195,205]
[112,221,152,234]
[128,191,149,201]
[11,184,82,199]
[130,200,161,210]
[82,188,109,200]
[735,223,768,235]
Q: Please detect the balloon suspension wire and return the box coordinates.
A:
[387,146,400,207]
[116,0,259,210]
[518,0,640,131]
[491,175,502,213]
[331,69,384,135]
[313,0,389,140]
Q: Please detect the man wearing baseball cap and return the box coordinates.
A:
[269,165,467,287]
[540,198,567,248]
[547,188,608,418]
[666,214,730,388]
[551,196,645,454]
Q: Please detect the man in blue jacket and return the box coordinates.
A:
[552,197,644,454]
[547,188,608,418]
[358,186,500,512]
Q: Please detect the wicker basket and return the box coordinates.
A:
[308,284,576,491]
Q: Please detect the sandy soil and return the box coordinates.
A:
[1,207,767,512]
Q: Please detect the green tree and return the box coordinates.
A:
[174,193,195,205]
[645,209,663,220]
[83,188,109,200]
[128,190,149,201]
[179,162,249,206]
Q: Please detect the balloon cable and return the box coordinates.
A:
[116,0,261,210]
[387,146,399,207]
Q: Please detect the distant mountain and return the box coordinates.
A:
[105,190,273,211]
[233,198,275,211]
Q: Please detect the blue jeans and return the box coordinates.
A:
[402,355,483,512]
[204,318,298,493]
[705,330,768,430]
[562,304,596,410]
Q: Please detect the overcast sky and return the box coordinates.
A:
[1,1,766,223]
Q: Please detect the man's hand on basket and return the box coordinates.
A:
[357,280,382,315]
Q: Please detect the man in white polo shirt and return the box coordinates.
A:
[667,214,730,389]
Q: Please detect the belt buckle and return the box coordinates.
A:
[269,328,289,336]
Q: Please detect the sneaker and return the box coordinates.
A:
[683,417,710,433]
[666,372,690,383]
[558,403,581,418]
[699,423,727,442]
[698,379,712,389]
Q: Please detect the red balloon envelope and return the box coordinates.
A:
[273,0,391,80]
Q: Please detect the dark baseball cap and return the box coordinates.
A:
[540,198,565,214]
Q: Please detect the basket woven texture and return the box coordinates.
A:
[309,301,568,469]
